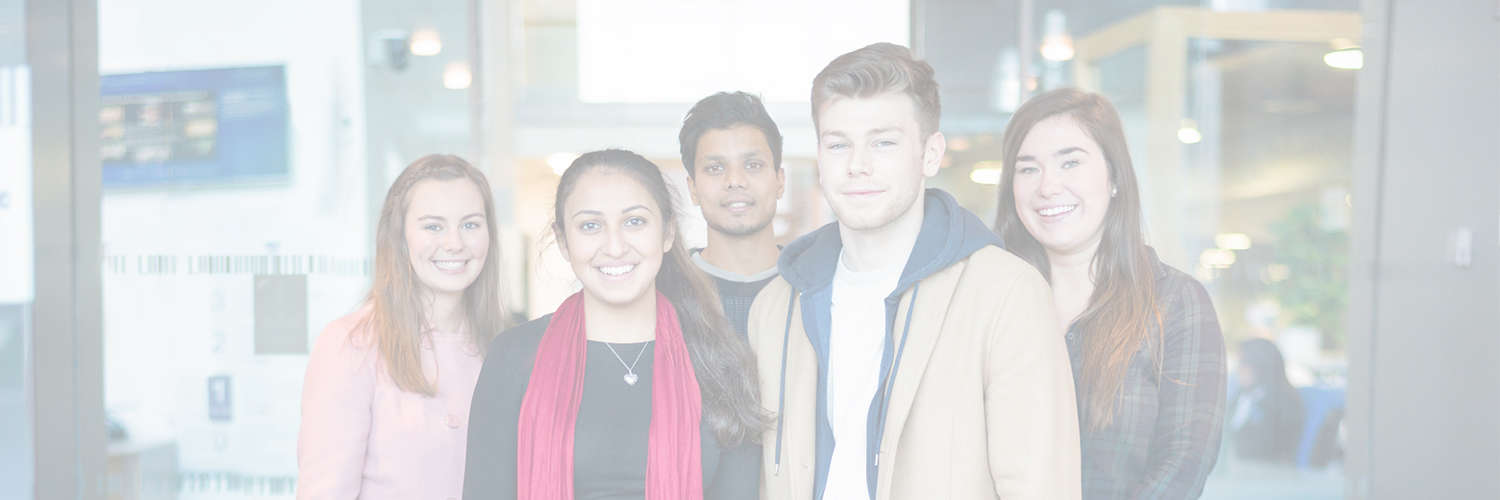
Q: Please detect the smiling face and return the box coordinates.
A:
[557,168,673,309]
[686,124,785,238]
[1011,114,1113,259]
[815,92,944,232]
[404,178,490,302]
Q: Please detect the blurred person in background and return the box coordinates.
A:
[298,154,508,499]
[1228,338,1305,464]
[994,88,1227,499]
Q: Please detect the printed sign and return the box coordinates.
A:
[207,375,233,422]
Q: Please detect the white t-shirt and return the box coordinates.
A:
[823,251,903,500]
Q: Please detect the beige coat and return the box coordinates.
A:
[747,246,1082,500]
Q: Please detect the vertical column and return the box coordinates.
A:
[479,0,518,226]
[1346,1,1393,497]
[477,0,528,315]
[1142,14,1187,267]
[29,0,103,497]
[1355,0,1500,498]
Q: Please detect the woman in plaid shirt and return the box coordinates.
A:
[994,88,1228,499]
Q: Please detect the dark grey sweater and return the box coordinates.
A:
[690,249,778,339]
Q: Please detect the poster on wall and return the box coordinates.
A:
[100,65,289,187]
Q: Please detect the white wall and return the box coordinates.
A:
[99,0,368,258]
[98,0,368,487]
[1350,0,1500,498]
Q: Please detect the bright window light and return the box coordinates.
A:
[547,152,580,176]
[577,0,909,103]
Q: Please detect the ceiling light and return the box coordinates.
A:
[1323,48,1363,70]
[409,29,442,56]
[1039,10,1074,62]
[969,161,1003,185]
[1040,38,1075,62]
[1177,119,1202,145]
[443,62,472,90]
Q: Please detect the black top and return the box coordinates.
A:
[709,275,776,339]
[463,315,761,500]
[576,339,654,499]
[690,248,778,339]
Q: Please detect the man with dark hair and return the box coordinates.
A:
[747,43,1081,500]
[679,91,786,338]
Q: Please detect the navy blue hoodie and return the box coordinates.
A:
[772,188,1001,499]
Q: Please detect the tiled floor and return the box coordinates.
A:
[1203,458,1344,499]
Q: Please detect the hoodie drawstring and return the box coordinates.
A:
[771,282,920,482]
[773,290,797,475]
[872,282,920,469]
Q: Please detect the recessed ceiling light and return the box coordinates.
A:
[409,29,442,56]
[1323,48,1363,70]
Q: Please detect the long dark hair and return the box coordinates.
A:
[993,88,1162,430]
[552,149,767,445]
[364,154,507,396]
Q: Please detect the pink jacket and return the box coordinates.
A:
[297,306,484,500]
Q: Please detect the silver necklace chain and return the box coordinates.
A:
[602,340,652,385]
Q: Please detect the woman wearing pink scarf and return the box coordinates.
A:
[463,149,766,500]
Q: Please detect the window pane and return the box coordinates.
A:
[1189,38,1353,500]
[925,2,1355,497]
[1,0,34,497]
[1056,5,1357,499]
[99,0,476,497]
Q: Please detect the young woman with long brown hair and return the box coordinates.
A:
[463,149,764,500]
[298,154,507,499]
[994,88,1227,499]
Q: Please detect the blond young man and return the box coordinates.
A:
[747,43,1082,500]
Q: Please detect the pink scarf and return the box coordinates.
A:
[515,291,703,500]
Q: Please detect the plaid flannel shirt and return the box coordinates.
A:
[1066,253,1228,500]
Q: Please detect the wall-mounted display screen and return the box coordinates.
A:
[101,65,288,187]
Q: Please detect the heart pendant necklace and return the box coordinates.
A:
[603,340,652,386]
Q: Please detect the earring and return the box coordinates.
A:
[1110,186,1119,198]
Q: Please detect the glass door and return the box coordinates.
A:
[1071,7,1361,499]
[97,0,479,496]
[1,0,35,496]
